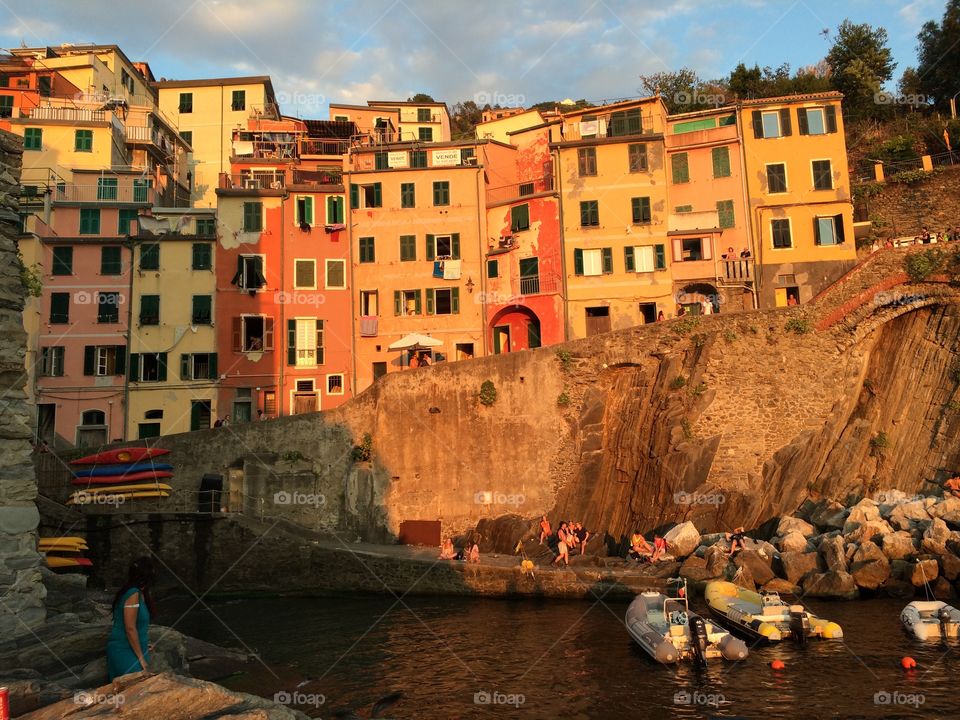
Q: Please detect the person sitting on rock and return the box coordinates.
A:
[944,476,960,499]
[538,515,551,545]
[651,535,666,563]
[574,522,590,555]
[629,531,653,561]
[726,527,746,556]
[438,538,457,560]
[466,538,480,564]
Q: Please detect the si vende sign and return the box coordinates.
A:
[387,151,408,168]
[431,149,461,167]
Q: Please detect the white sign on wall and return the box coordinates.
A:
[431,148,461,167]
[387,151,408,168]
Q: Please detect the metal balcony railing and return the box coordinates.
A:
[299,138,350,156]
[719,259,753,283]
[219,172,286,190]
[29,106,107,122]
[486,176,554,205]
[53,184,157,204]
[291,168,342,186]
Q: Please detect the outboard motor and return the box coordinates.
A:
[938,607,955,641]
[789,610,810,645]
[688,615,710,668]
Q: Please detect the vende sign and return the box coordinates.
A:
[387,151,408,168]
[431,149,461,167]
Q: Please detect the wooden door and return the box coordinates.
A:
[293,393,317,414]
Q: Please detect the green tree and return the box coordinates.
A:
[826,20,896,120]
[407,93,436,102]
[450,100,483,139]
[638,68,725,113]
[914,0,960,110]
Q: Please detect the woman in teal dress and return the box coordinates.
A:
[106,557,156,679]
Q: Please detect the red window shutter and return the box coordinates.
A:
[232,317,242,351]
[263,317,275,350]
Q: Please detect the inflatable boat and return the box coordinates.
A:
[625,579,748,665]
[901,600,960,641]
[705,581,843,643]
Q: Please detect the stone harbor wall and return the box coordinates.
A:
[0,129,46,636]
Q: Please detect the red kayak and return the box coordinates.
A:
[70,447,170,466]
[71,470,174,485]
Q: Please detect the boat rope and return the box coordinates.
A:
[919,559,934,601]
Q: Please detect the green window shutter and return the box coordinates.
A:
[400,234,416,261]
[671,153,689,183]
[287,319,297,364]
[797,108,809,135]
[451,233,460,259]
[192,243,211,270]
[573,248,584,276]
[140,243,159,270]
[128,353,140,381]
[326,196,335,221]
[834,214,846,244]
[779,108,792,136]
[624,247,635,272]
[52,246,73,275]
[511,204,530,232]
[813,217,822,246]
[243,202,262,232]
[426,234,435,261]
[824,105,837,133]
[712,147,730,178]
[752,110,763,138]
[83,346,95,376]
[349,184,359,209]
[716,200,735,229]
[655,244,666,270]
[24,128,42,150]
[393,290,401,316]
[208,353,217,379]
[451,287,460,314]
[118,208,138,235]
[115,346,126,376]
[180,353,191,380]
[487,259,498,278]
[80,208,100,234]
[158,353,168,382]
[192,295,211,324]
[414,289,422,314]
[372,182,382,207]
[50,293,69,323]
[426,288,434,315]
[601,247,613,274]
[101,246,121,275]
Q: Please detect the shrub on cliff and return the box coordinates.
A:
[479,380,497,406]
[904,247,946,282]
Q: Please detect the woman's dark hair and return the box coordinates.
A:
[112,556,157,616]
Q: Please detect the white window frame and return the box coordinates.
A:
[326,373,345,395]
[765,162,789,194]
[816,216,839,246]
[294,317,318,366]
[433,234,453,258]
[634,246,655,273]
[293,258,317,290]
[433,288,455,316]
[810,158,833,191]
[295,195,315,226]
[400,290,418,316]
[761,111,781,139]
[360,289,379,316]
[770,217,794,250]
[804,107,826,135]
[581,248,603,276]
[325,258,346,289]
[239,253,267,292]
[325,195,345,224]
[41,346,64,376]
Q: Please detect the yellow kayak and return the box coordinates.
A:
[39,537,88,551]
[705,580,843,643]
[68,490,170,505]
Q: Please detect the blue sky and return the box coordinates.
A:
[0,0,948,115]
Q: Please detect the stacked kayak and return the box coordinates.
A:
[625,578,748,665]
[69,447,173,505]
[40,536,92,570]
[901,601,960,641]
[705,581,843,644]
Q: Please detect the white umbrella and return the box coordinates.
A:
[388,333,443,350]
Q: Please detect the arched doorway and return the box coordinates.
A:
[76,409,107,448]
[678,283,722,315]
[489,306,542,353]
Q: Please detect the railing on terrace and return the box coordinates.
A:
[219,171,286,190]
[291,168,342,186]
[518,272,562,296]
[559,110,663,141]
[53,184,157,204]
[29,106,107,122]
[232,137,298,160]
[719,259,753,283]
[350,129,424,147]
[399,110,442,123]
[249,103,281,120]
[486,176,554,205]
[299,138,350,156]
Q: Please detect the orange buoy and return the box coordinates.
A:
[770,659,785,670]
[901,657,917,669]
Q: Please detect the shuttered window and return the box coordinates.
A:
[80,208,100,235]
[192,243,212,270]
[52,246,73,275]
[671,153,689,183]
[139,295,159,325]
[100,246,121,275]
[192,295,212,324]
[294,259,316,288]
[766,164,787,193]
[359,237,375,263]
[716,200,735,229]
[140,243,160,270]
[49,292,69,324]
[400,235,416,261]
[631,197,651,224]
[712,146,731,178]
[580,200,599,227]
[812,160,833,190]
[628,143,647,172]
[577,148,597,176]
[401,182,415,208]
[511,204,530,232]
[772,219,792,249]
[243,202,263,232]
[432,181,450,206]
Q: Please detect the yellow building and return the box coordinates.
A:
[475,109,545,144]
[739,92,857,307]
[155,76,278,208]
[551,98,675,338]
[366,100,451,143]
[127,208,219,437]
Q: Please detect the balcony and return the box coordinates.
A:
[668,210,720,233]
[299,138,350,157]
[518,272,561,297]
[53,184,157,205]
[28,106,107,123]
[291,168,342,186]
[399,110,442,123]
[219,171,286,191]
[486,176,554,206]
[719,259,753,284]
[232,137,298,160]
[558,108,663,142]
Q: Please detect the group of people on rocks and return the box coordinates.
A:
[438,536,479,563]
[539,516,590,567]
[871,226,960,252]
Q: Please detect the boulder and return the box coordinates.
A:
[762,578,800,595]
[910,559,939,587]
[743,538,777,560]
[881,531,917,561]
[679,555,714,582]
[849,542,890,590]
[847,498,881,525]
[810,500,847,531]
[879,578,915,599]
[662,521,701,559]
[921,518,952,556]
[734,549,775,586]
[776,516,816,538]
[699,533,725,547]
[889,500,931,530]
[844,519,894,545]
[940,553,960,582]
[704,545,731,578]
[932,576,956,600]
[778,531,810,554]
[930,497,960,525]
[779,551,820,585]
[819,535,848,573]
[803,571,858,600]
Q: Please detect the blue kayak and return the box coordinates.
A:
[73,462,174,478]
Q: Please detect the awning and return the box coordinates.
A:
[388,333,443,350]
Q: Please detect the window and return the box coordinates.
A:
[671,153,689,183]
[289,259,315,289]
[511,204,530,232]
[461,148,475,164]
[772,219,792,249]
[327,374,344,394]
[812,160,833,190]
[24,128,41,150]
[295,196,314,226]
[325,259,346,289]
[675,205,693,213]
[519,182,535,196]
[627,245,666,273]
[192,295,212,324]
[679,238,707,261]
[631,197,651,224]
[133,179,152,203]
[753,108,792,139]
[400,234,417,261]
[140,243,160,271]
[232,254,266,291]
[129,352,168,382]
[74,130,93,152]
[432,181,450,206]
[52,246,73,275]
[243,202,263,232]
[139,295,159,325]
[0,95,11,118]
[49,292,69,324]
[395,289,423,316]
[360,290,379,316]
[179,92,193,113]
[100,246,121,275]
[233,388,252,423]
[573,248,612,276]
[350,182,382,209]
[180,130,192,147]
[374,151,388,170]
[411,150,427,168]
[401,182,415,208]
[716,200,735,229]
[712,146,731,178]
[419,127,433,142]
[426,233,460,259]
[80,208,101,235]
[487,259,498,278]
[417,108,432,122]
[180,352,218,380]
[577,147,597,176]
[118,208,138,235]
[766,164,787,193]
[233,316,274,352]
[814,214,845,246]
[359,237,376,263]
[97,177,118,201]
[40,347,64,377]
[194,218,215,235]
[519,257,539,293]
[798,106,837,135]
[609,108,642,136]
[192,243,212,270]
[580,200,599,227]
[628,143,648,172]
[144,409,164,420]
[84,345,125,376]
[98,292,121,323]
[326,196,344,223]
[286,318,324,365]
[231,90,245,111]
[427,287,459,315]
